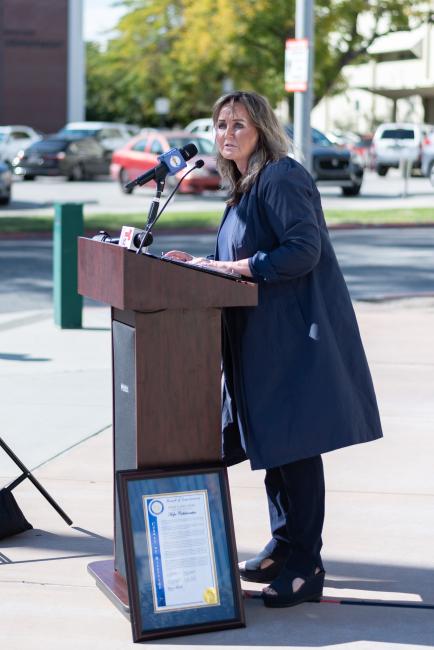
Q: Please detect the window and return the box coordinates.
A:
[167,137,214,155]
[381,129,415,140]
[12,131,31,139]
[150,139,164,154]
[132,138,148,152]
[100,128,122,138]
[30,140,68,153]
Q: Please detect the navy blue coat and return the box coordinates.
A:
[216,157,383,470]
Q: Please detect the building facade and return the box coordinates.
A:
[0,0,84,133]
[312,21,434,134]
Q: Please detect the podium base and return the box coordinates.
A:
[88,559,130,618]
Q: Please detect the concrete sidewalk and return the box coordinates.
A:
[1,300,434,649]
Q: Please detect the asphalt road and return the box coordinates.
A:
[1,227,433,314]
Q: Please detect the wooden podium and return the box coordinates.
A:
[77,238,258,613]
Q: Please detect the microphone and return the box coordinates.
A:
[119,226,153,251]
[92,229,153,248]
[92,231,120,244]
[124,143,198,191]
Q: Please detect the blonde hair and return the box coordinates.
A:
[212,91,290,205]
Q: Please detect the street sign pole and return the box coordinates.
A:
[293,0,314,174]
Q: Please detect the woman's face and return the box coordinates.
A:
[215,102,259,174]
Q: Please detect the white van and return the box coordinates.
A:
[372,122,433,176]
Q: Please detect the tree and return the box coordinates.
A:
[85,0,428,124]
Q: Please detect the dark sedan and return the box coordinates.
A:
[12,136,108,180]
[285,126,364,196]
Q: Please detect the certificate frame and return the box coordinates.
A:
[116,464,245,642]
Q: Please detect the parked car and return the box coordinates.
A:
[0,125,42,167]
[57,121,140,164]
[0,161,12,204]
[184,118,215,141]
[285,125,364,196]
[371,122,433,176]
[421,130,434,186]
[12,135,108,180]
[111,130,220,194]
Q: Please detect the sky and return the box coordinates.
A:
[84,0,127,44]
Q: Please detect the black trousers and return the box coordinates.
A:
[263,455,325,576]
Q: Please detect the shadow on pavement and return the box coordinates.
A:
[0,526,113,562]
[161,558,434,647]
[1,530,433,645]
[0,352,51,362]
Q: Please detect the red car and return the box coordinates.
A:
[111,129,220,194]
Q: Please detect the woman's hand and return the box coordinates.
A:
[195,258,253,277]
[162,250,193,262]
[162,250,253,277]
[162,251,213,268]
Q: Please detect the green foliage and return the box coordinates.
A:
[85,0,425,125]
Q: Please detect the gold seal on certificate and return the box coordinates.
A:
[143,490,220,612]
[203,587,218,604]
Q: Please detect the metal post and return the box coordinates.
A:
[53,202,83,329]
[293,0,314,174]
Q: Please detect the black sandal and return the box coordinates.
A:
[262,566,325,608]
[238,549,288,583]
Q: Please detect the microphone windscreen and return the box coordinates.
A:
[180,143,198,161]
[196,159,205,168]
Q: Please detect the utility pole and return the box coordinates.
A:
[293,0,314,174]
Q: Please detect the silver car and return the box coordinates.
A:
[0,161,12,205]
[0,125,42,167]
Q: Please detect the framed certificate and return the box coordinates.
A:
[116,465,245,642]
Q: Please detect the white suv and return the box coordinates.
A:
[184,118,215,142]
[372,122,433,176]
[0,125,42,167]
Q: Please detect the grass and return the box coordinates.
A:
[0,208,433,234]
[325,208,434,225]
[0,211,222,234]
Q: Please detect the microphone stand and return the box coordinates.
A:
[135,161,204,256]
[136,176,166,255]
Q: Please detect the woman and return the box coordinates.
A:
[165,91,383,608]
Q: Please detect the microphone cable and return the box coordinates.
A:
[135,160,205,255]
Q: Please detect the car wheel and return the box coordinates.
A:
[0,193,11,205]
[376,165,388,176]
[341,184,362,197]
[68,164,84,181]
[119,168,133,194]
[429,161,434,187]
[23,174,35,181]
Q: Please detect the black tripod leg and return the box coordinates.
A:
[0,437,73,526]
